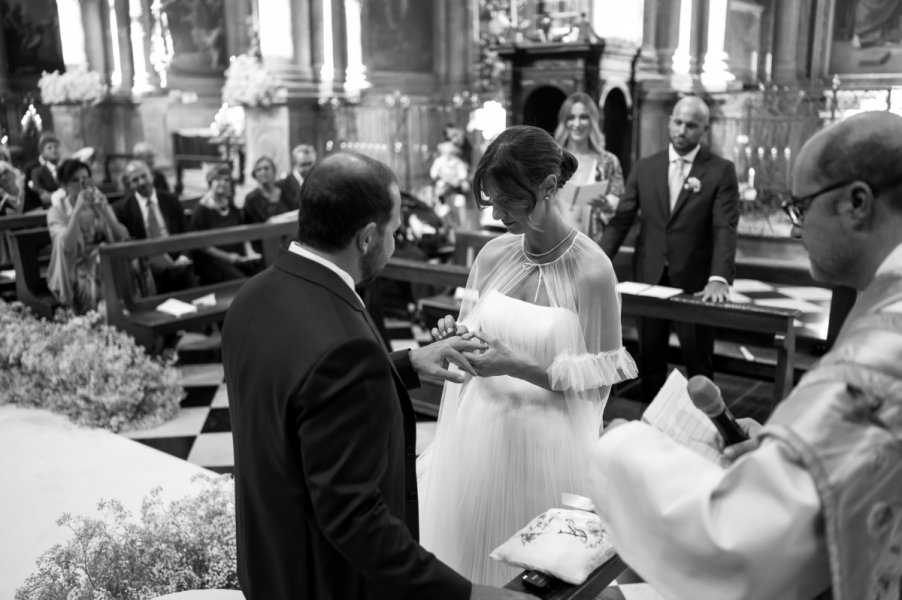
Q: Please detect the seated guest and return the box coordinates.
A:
[25,132,61,211]
[278,143,316,207]
[47,159,130,314]
[0,160,24,216]
[114,160,198,294]
[0,160,24,266]
[243,156,297,224]
[133,141,171,193]
[71,147,107,188]
[189,165,261,285]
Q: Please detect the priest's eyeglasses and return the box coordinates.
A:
[781,180,853,227]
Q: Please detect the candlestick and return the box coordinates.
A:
[748,167,756,189]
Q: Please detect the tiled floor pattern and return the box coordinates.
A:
[123,319,439,475]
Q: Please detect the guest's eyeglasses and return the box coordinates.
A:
[781,180,853,227]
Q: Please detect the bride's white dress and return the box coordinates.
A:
[418,232,637,586]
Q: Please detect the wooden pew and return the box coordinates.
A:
[99,221,296,352]
[0,212,49,294]
[7,227,59,319]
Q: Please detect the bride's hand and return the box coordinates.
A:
[461,330,523,378]
[431,314,469,340]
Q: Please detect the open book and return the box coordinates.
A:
[557,180,614,233]
[641,370,731,467]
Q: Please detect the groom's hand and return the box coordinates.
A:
[410,335,488,383]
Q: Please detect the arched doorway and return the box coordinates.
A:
[522,86,567,135]
[603,89,631,176]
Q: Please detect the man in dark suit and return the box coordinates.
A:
[602,96,740,403]
[278,143,317,207]
[222,152,532,600]
[24,132,61,211]
[132,141,171,194]
[113,160,197,293]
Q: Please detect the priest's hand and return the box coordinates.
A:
[410,334,487,383]
[722,417,764,462]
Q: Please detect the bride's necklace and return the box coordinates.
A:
[523,228,575,260]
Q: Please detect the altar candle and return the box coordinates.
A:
[751,50,758,79]
[748,167,756,188]
[757,147,765,161]
[765,52,773,81]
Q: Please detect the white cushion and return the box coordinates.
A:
[490,508,616,585]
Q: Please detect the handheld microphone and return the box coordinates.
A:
[686,375,749,446]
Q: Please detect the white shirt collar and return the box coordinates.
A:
[875,242,902,276]
[288,241,362,303]
[669,144,702,165]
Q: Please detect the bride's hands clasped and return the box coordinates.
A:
[459,330,526,378]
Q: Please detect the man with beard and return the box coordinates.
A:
[601,95,739,403]
[222,152,533,600]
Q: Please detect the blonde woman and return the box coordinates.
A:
[553,92,625,244]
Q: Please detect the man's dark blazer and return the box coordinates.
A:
[24,162,59,211]
[601,146,739,292]
[221,252,470,600]
[278,173,302,209]
[113,190,188,240]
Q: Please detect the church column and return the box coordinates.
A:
[111,0,135,92]
[670,0,697,88]
[701,0,737,90]
[344,0,367,98]
[771,0,801,84]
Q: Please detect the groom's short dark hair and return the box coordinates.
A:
[296,151,397,252]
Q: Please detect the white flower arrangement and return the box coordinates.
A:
[16,474,238,599]
[684,176,702,193]
[221,53,280,107]
[0,300,182,432]
[38,66,109,105]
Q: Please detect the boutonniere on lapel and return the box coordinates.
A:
[683,176,702,194]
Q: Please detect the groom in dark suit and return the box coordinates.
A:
[222,152,532,600]
[602,96,739,403]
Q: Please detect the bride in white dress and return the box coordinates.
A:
[418,125,637,586]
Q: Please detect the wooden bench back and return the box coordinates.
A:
[98,221,296,332]
[8,227,57,318]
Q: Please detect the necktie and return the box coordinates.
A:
[669,158,686,210]
[146,200,163,239]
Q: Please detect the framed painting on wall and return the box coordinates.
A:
[162,0,228,76]
[362,0,435,73]
[813,0,902,83]
[1,0,64,78]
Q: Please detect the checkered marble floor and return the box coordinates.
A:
[122,281,834,473]
[123,319,438,474]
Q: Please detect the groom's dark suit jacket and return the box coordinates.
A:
[222,252,470,600]
[601,146,739,292]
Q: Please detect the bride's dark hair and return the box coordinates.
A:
[473,125,578,213]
